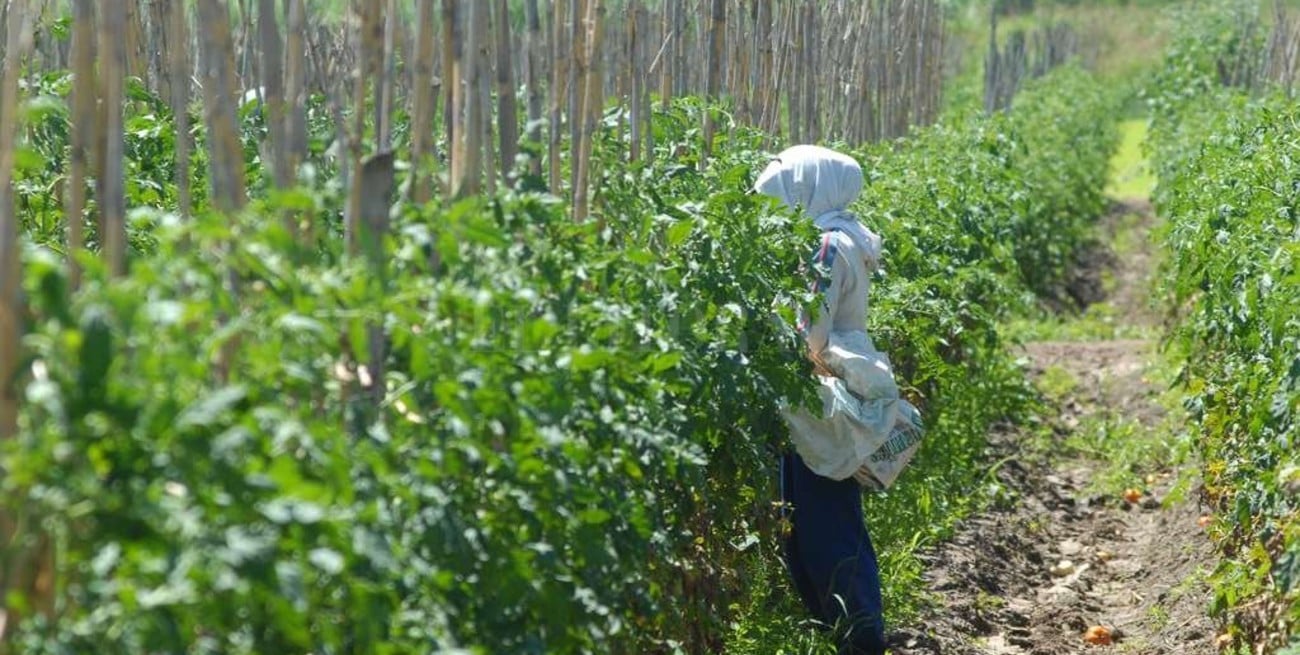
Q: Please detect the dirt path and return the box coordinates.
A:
[890,201,1220,655]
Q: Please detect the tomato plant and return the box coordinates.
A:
[4,65,1119,653]
[1149,6,1300,649]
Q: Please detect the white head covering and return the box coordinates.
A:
[754,145,882,267]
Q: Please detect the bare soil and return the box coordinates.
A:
[888,202,1219,655]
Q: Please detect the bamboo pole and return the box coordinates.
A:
[147,0,168,101]
[573,0,603,225]
[201,0,249,385]
[802,4,816,143]
[856,0,873,142]
[493,0,518,183]
[197,0,248,214]
[548,0,567,192]
[628,0,641,162]
[162,0,191,220]
[235,0,254,91]
[731,0,749,124]
[617,1,633,161]
[567,0,585,201]
[523,0,543,178]
[195,0,250,381]
[0,0,32,443]
[478,1,495,196]
[827,4,847,140]
[125,1,148,86]
[639,3,654,162]
[99,0,127,277]
[659,0,674,110]
[673,0,686,98]
[450,0,484,199]
[348,0,382,255]
[0,2,36,633]
[410,0,438,204]
[378,0,396,152]
[701,0,725,166]
[67,0,95,289]
[284,0,307,183]
[258,0,291,209]
[440,0,457,179]
[787,2,800,142]
[755,0,774,136]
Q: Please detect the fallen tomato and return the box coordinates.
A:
[1083,625,1113,645]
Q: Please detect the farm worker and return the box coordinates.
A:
[754,145,891,655]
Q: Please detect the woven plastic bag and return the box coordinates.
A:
[782,331,924,489]
[852,400,924,490]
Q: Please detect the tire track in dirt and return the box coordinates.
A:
[889,202,1220,655]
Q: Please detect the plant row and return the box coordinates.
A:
[1148,4,1299,651]
[4,66,1116,654]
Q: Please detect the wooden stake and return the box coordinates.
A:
[284,0,308,184]
[67,0,96,289]
[492,0,518,183]
[197,0,247,214]
[0,2,36,632]
[629,0,641,163]
[410,0,438,204]
[701,0,725,166]
[639,3,654,162]
[378,0,396,152]
[573,0,603,224]
[125,1,148,86]
[659,0,674,109]
[162,0,191,220]
[567,0,585,202]
[0,0,33,442]
[477,3,494,195]
[258,0,291,211]
[99,0,127,277]
[347,0,381,253]
[548,0,567,192]
[440,0,458,182]
[451,0,484,199]
[523,0,543,178]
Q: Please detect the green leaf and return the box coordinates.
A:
[666,218,695,247]
[648,352,682,373]
[176,386,248,429]
[410,342,431,378]
[309,548,345,575]
[13,146,44,174]
[569,348,611,372]
[77,306,114,395]
[277,313,326,335]
[578,508,611,525]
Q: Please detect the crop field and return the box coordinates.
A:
[0,1,1295,654]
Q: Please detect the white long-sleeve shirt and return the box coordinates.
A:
[802,228,879,356]
[757,145,920,487]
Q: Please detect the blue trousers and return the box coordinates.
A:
[781,452,887,655]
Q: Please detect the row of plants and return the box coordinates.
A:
[730,65,1118,651]
[4,64,1116,654]
[1147,3,1299,652]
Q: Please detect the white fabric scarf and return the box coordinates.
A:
[753,144,881,268]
